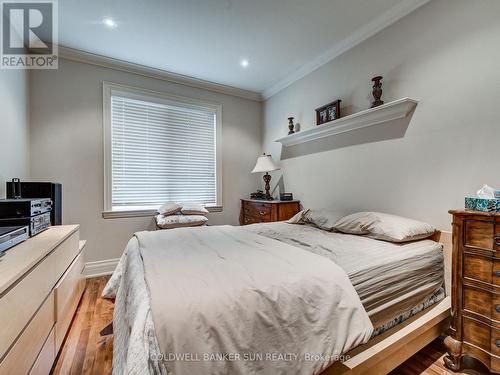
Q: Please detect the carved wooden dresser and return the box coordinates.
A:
[445,210,500,372]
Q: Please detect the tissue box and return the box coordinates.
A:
[465,197,500,212]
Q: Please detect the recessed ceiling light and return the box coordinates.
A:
[103,17,117,28]
[240,59,249,68]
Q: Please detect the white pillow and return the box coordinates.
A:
[287,209,345,231]
[158,202,182,216]
[156,214,207,229]
[181,204,209,216]
[333,212,436,243]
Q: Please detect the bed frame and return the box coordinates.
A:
[321,230,452,375]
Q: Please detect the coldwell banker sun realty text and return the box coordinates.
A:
[1,0,58,69]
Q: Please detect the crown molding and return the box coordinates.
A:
[58,46,263,102]
[262,0,431,100]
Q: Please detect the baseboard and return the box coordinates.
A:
[84,258,119,278]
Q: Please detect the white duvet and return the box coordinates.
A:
[104,225,373,375]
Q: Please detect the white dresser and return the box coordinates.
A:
[0,225,86,375]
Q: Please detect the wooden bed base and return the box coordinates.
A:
[321,230,452,375]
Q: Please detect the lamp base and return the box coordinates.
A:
[263,173,272,200]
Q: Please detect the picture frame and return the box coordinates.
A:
[315,99,341,125]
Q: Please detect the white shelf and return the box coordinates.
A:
[275,98,418,147]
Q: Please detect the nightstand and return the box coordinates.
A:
[445,210,500,373]
[239,199,301,225]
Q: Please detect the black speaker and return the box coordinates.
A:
[6,181,62,225]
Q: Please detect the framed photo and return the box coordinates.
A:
[315,99,341,125]
[319,109,328,123]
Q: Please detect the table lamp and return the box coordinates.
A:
[251,153,280,200]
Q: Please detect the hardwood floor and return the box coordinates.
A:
[51,277,114,374]
[52,277,490,375]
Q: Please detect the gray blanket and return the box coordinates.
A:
[137,225,373,375]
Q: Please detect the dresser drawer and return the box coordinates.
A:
[464,220,500,251]
[55,249,85,351]
[464,286,500,322]
[241,215,269,225]
[29,326,55,375]
[491,326,500,357]
[243,202,271,217]
[0,291,55,375]
[463,316,492,354]
[464,253,493,284]
[464,286,491,319]
[0,252,57,360]
[53,231,80,278]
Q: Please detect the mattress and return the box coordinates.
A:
[243,222,445,329]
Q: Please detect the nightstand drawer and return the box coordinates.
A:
[464,253,493,284]
[463,316,492,354]
[491,326,500,357]
[242,216,269,225]
[243,202,271,216]
[464,286,491,319]
[464,286,500,321]
[465,220,498,250]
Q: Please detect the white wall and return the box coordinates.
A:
[0,69,30,197]
[263,0,500,230]
[30,58,261,262]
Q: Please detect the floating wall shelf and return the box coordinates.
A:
[275,98,418,147]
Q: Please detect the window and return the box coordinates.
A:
[103,83,222,218]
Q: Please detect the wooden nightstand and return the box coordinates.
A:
[239,199,301,225]
[445,210,500,373]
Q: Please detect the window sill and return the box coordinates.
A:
[102,205,223,219]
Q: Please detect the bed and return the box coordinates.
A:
[103,219,450,375]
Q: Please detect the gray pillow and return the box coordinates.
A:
[333,212,436,243]
[287,209,345,231]
[158,202,182,215]
[181,204,209,216]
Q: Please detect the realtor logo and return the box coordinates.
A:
[1,0,58,69]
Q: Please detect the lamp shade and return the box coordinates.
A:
[251,154,280,173]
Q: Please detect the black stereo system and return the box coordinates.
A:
[0,180,63,239]
[0,198,52,236]
[6,181,62,225]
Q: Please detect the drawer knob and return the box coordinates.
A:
[495,234,500,246]
[259,211,266,216]
[495,270,500,277]
[496,339,500,348]
[496,305,500,313]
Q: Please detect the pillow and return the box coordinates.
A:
[333,212,436,242]
[156,214,207,229]
[181,204,209,215]
[287,209,309,224]
[287,208,345,231]
[158,202,182,216]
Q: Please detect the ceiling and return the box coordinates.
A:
[58,0,429,98]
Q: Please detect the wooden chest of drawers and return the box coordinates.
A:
[0,226,86,375]
[239,199,300,225]
[445,210,500,373]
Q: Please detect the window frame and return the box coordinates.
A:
[102,82,223,218]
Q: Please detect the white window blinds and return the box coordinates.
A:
[110,94,217,208]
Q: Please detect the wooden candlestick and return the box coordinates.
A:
[288,117,295,135]
[371,76,384,108]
